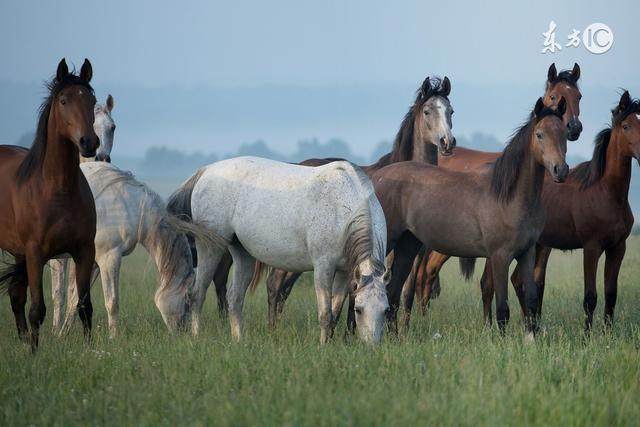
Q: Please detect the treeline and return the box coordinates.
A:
[125,132,505,177]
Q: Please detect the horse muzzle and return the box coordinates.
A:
[567,118,582,141]
[95,153,111,163]
[551,162,569,183]
[438,136,456,157]
[78,136,100,158]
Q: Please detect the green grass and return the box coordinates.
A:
[1,239,640,426]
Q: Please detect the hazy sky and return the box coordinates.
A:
[1,0,638,88]
[1,1,639,159]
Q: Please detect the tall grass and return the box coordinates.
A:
[1,239,639,426]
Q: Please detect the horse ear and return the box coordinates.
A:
[534,97,545,117]
[80,58,93,83]
[619,90,631,111]
[547,63,557,82]
[557,96,567,117]
[383,268,391,283]
[56,58,69,82]
[420,77,431,99]
[106,94,114,112]
[571,63,581,81]
[440,76,451,97]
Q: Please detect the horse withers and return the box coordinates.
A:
[0,59,99,351]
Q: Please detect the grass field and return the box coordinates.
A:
[1,239,639,426]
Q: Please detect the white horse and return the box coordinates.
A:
[168,156,390,344]
[50,162,224,337]
[80,94,115,163]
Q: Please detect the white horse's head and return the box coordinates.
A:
[93,94,115,162]
[353,259,390,344]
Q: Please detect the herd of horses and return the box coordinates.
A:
[1,59,639,351]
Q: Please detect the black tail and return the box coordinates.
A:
[167,167,206,222]
[458,257,476,281]
[0,258,27,295]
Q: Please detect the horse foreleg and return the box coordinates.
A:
[386,233,421,335]
[7,256,28,341]
[400,252,422,328]
[25,250,46,352]
[583,244,604,332]
[49,258,68,334]
[227,245,256,341]
[330,271,350,334]
[313,263,335,344]
[213,251,232,319]
[73,246,96,342]
[96,250,122,338]
[266,269,300,328]
[603,241,625,327]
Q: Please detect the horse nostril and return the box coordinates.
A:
[439,136,446,145]
[553,165,559,176]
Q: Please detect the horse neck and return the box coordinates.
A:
[410,122,438,166]
[601,130,632,202]
[44,111,80,189]
[511,142,545,210]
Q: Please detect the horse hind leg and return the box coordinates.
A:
[227,244,256,341]
[582,244,604,332]
[25,252,46,352]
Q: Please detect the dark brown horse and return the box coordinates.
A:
[482,91,640,331]
[0,59,99,351]
[409,63,583,314]
[209,76,455,324]
[374,98,568,336]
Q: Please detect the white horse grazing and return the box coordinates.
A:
[168,156,390,344]
[50,162,224,337]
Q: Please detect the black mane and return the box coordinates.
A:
[571,94,640,189]
[16,73,94,184]
[491,106,562,202]
[377,77,450,165]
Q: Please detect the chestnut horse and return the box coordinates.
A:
[373,98,568,336]
[0,59,99,351]
[409,63,583,314]
[209,76,455,325]
[482,91,640,331]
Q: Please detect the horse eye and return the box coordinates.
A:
[60,99,67,105]
[623,124,629,130]
[550,95,556,101]
[536,132,543,140]
[355,307,363,315]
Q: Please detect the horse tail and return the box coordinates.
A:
[0,257,27,295]
[458,257,476,281]
[167,167,206,222]
[248,261,271,294]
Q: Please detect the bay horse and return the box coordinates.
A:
[215,76,455,327]
[0,59,100,351]
[50,162,197,337]
[168,157,390,344]
[409,63,583,315]
[483,91,640,331]
[373,98,568,336]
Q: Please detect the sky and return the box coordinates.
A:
[1,0,639,158]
